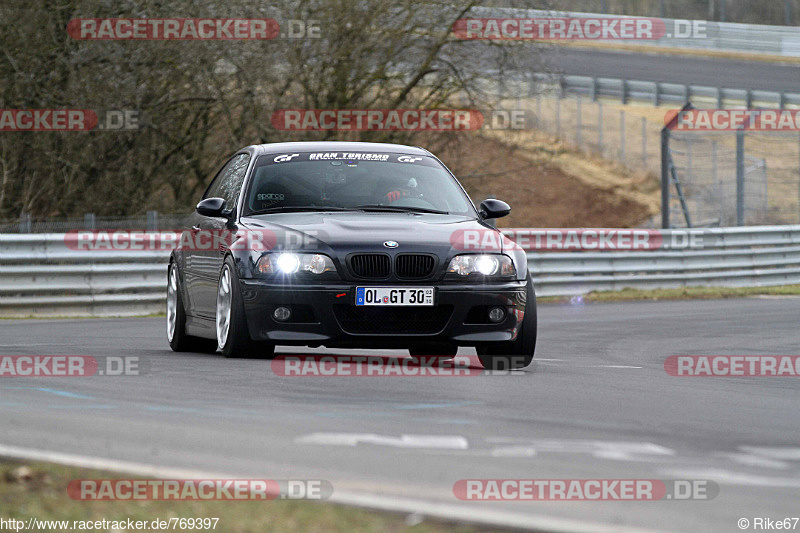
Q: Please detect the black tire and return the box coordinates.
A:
[167,262,218,353]
[409,343,458,361]
[477,274,537,370]
[217,257,276,359]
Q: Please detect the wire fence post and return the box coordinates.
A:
[556,97,561,140]
[146,210,159,231]
[576,97,582,150]
[598,101,604,155]
[687,136,693,193]
[18,212,31,233]
[641,117,647,168]
[712,141,722,222]
[84,213,96,230]
[661,128,671,228]
[536,94,542,129]
[736,129,745,226]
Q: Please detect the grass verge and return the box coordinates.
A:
[538,284,800,304]
[0,459,479,533]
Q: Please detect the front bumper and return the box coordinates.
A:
[239,280,528,348]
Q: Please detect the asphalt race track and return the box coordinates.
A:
[540,47,800,93]
[2,297,799,532]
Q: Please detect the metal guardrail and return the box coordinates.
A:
[2,226,800,315]
[475,7,800,57]
[531,73,800,109]
[0,234,170,317]
[528,225,800,296]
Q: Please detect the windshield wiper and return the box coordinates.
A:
[248,206,356,215]
[353,205,449,215]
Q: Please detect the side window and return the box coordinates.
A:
[204,153,250,210]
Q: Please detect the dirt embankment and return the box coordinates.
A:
[439,134,659,228]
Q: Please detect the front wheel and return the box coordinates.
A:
[476,274,537,370]
[216,257,275,359]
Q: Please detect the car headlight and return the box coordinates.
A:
[447,254,515,277]
[257,253,336,275]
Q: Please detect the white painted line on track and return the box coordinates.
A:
[657,467,800,488]
[739,446,800,461]
[0,443,664,533]
[295,433,468,449]
[534,362,643,369]
[585,365,643,369]
[715,452,789,470]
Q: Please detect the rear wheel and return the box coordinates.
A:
[167,262,217,353]
[477,275,537,370]
[216,257,275,359]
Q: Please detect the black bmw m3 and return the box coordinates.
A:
[167,141,536,369]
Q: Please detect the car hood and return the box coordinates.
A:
[239,212,505,254]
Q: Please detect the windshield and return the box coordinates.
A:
[244,151,475,216]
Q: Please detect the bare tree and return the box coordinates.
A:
[0,0,543,219]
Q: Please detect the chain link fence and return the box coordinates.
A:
[665,130,800,227]
[529,95,660,174]
[0,211,190,233]
[544,0,799,26]
[666,132,769,227]
[504,84,800,228]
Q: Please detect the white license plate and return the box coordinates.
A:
[355,287,434,306]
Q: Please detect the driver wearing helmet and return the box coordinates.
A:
[382,177,419,204]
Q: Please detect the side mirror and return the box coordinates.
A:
[479,199,511,220]
[196,197,227,217]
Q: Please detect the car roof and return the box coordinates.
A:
[245,141,431,156]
